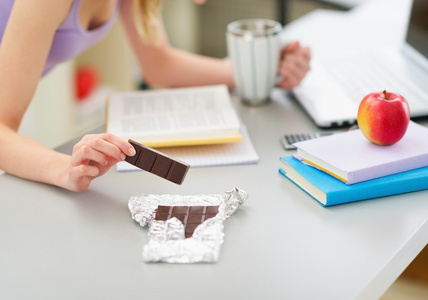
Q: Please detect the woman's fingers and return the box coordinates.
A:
[77,134,130,159]
[71,164,100,178]
[71,144,109,166]
[278,45,311,89]
[73,133,135,164]
[66,133,136,192]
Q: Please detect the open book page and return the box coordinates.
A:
[116,124,259,171]
[106,85,242,146]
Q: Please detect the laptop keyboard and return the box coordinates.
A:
[322,53,428,112]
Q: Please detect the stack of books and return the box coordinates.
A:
[279,121,428,206]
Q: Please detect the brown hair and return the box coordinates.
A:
[132,0,162,44]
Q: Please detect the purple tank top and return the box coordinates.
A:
[0,0,120,76]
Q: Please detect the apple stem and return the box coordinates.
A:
[383,90,388,100]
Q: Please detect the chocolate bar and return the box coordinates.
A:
[125,139,190,185]
[154,205,220,238]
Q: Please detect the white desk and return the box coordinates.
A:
[1,1,427,299]
[1,87,427,299]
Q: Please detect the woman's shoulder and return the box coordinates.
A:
[11,0,75,28]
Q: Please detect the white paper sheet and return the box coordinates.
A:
[116,124,259,172]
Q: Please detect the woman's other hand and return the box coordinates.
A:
[277,41,311,90]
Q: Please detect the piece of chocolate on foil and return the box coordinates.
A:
[128,187,248,263]
[155,205,220,238]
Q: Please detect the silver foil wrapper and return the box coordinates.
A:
[128,187,248,263]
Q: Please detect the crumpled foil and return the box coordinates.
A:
[128,187,248,263]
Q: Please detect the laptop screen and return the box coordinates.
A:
[406,0,428,59]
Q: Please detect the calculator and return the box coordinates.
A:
[280,132,336,150]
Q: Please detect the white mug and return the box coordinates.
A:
[227,19,283,105]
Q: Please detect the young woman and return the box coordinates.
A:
[0,0,310,192]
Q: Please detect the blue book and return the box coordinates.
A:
[279,155,428,206]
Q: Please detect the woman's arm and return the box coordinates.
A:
[119,1,310,90]
[0,0,134,192]
[0,0,72,185]
[119,0,235,89]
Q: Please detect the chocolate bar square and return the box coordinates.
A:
[154,205,220,238]
[151,155,173,178]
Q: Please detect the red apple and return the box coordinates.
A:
[75,66,99,101]
[357,90,410,145]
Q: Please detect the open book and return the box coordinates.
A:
[105,85,242,147]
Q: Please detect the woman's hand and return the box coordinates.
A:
[277,41,311,90]
[66,133,136,192]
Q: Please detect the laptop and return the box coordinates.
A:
[291,0,428,128]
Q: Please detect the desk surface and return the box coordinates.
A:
[1,88,428,300]
[1,1,428,299]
